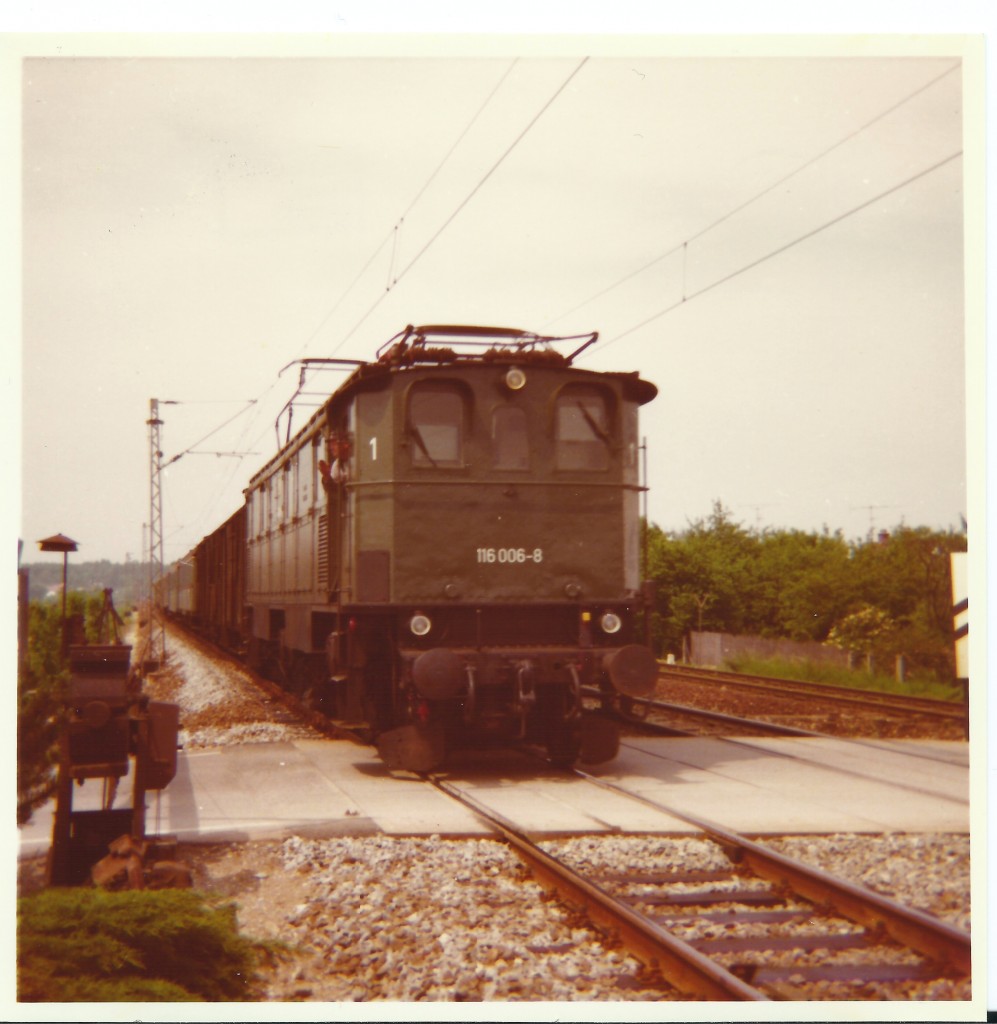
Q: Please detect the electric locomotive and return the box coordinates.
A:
[173,325,659,771]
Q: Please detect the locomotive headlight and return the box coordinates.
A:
[504,366,527,391]
[600,611,623,635]
[409,613,432,637]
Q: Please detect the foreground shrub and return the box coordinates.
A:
[18,887,264,1002]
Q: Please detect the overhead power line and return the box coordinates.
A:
[162,399,257,467]
[547,61,961,329]
[333,57,590,355]
[299,59,519,362]
[298,231,396,358]
[398,59,520,226]
[392,58,589,291]
[596,149,963,354]
[173,59,580,554]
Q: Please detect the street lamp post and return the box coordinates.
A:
[37,533,79,658]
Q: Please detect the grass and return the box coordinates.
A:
[722,654,964,703]
[18,887,271,1002]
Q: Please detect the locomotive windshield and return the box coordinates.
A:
[408,386,464,467]
[555,387,611,470]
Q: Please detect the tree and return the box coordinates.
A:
[754,529,854,641]
[648,501,757,651]
[644,505,963,681]
[844,526,964,677]
[18,600,69,824]
[17,592,107,824]
[826,604,897,667]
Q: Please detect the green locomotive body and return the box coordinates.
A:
[170,326,658,770]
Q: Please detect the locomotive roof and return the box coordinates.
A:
[376,323,600,363]
[251,324,657,486]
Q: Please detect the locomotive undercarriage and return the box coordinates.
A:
[376,638,654,771]
[245,603,656,773]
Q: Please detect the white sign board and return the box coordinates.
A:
[950,551,968,681]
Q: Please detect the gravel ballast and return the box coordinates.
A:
[129,623,971,1002]
[181,831,972,1002]
[186,835,677,1001]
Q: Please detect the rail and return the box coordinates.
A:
[427,776,769,1000]
[660,664,965,718]
[575,769,972,978]
[426,766,970,1001]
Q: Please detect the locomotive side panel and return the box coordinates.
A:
[350,387,394,605]
[620,396,643,593]
[246,423,330,654]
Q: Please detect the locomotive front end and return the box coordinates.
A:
[359,328,658,769]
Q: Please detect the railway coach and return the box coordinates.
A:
[162,325,659,771]
[153,556,194,618]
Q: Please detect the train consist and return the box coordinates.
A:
[155,325,659,770]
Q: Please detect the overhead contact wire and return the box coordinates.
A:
[398,58,520,225]
[314,59,519,358]
[548,61,962,327]
[335,57,590,354]
[163,399,257,467]
[298,230,396,359]
[382,58,520,294]
[599,149,963,352]
[392,57,589,289]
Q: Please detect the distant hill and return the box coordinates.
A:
[19,560,159,608]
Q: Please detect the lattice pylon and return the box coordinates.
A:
[147,398,166,666]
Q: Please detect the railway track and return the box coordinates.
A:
[430,771,972,1002]
[130,621,970,1002]
[611,696,972,775]
[658,664,966,721]
[605,691,824,739]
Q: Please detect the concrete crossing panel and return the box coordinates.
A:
[19,735,971,858]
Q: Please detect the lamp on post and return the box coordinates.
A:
[37,533,78,658]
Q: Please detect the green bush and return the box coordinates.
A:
[18,592,125,825]
[18,888,265,1002]
[16,662,66,825]
[645,508,966,681]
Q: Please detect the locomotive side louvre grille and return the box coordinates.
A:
[317,513,329,589]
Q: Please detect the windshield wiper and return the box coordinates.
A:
[407,424,438,466]
[577,401,611,448]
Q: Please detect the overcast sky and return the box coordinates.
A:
[13,37,981,565]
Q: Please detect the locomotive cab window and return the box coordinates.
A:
[407,386,465,468]
[555,387,612,471]
[492,406,529,470]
